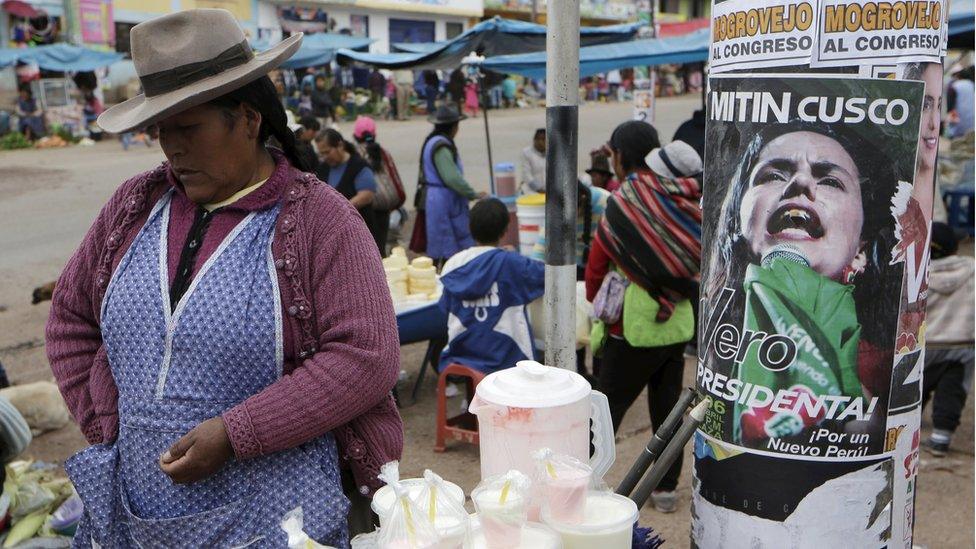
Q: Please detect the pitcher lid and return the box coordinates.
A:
[475,360,591,408]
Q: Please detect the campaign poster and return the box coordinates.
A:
[691,434,894,547]
[697,75,924,460]
[811,0,948,68]
[886,60,944,364]
[710,0,819,74]
[884,408,922,547]
[79,0,114,45]
[633,88,655,122]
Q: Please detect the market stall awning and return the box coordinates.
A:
[253,33,374,69]
[0,48,20,68]
[338,16,642,70]
[948,11,974,49]
[657,18,709,38]
[2,0,44,18]
[476,28,709,80]
[0,43,123,71]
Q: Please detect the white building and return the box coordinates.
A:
[259,0,483,53]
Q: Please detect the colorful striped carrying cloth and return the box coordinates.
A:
[595,169,702,321]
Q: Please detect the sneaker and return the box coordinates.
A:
[651,490,678,513]
[923,438,949,457]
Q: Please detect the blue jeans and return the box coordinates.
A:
[489,87,503,108]
[425,85,438,112]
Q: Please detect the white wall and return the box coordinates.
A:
[272,4,468,54]
[257,1,284,42]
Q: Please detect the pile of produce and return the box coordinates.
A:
[1,461,81,546]
[383,248,440,305]
[0,133,31,151]
[33,136,68,149]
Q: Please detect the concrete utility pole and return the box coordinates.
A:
[543,0,580,370]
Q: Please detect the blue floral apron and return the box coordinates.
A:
[66,191,349,548]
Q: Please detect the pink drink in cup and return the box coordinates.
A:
[473,489,526,548]
[542,466,591,523]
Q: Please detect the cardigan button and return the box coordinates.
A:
[287,305,298,316]
[280,214,296,234]
[274,258,284,269]
[359,485,369,496]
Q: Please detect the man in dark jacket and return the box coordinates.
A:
[672,108,705,160]
[311,75,334,125]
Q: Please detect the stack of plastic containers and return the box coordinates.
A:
[492,162,520,249]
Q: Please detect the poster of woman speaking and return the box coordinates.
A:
[697,75,925,459]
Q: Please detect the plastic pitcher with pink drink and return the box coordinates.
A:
[468,360,615,517]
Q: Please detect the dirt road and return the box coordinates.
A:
[0,98,971,547]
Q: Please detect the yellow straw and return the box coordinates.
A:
[499,479,511,504]
[428,486,438,522]
[401,496,416,542]
[545,460,558,479]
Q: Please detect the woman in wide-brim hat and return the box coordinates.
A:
[46,9,401,547]
[410,103,484,263]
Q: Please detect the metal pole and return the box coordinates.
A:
[543,0,579,370]
[480,71,496,195]
[631,398,710,508]
[616,388,696,497]
[647,0,658,123]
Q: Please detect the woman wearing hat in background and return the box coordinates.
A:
[412,103,485,267]
[585,148,620,192]
[585,121,702,514]
[353,115,406,257]
[45,9,401,546]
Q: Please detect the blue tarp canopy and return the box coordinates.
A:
[253,33,374,69]
[0,43,124,71]
[477,28,709,80]
[0,48,19,69]
[948,11,974,49]
[337,17,642,70]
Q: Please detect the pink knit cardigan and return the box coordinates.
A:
[45,151,403,495]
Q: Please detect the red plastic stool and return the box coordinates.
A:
[434,363,485,452]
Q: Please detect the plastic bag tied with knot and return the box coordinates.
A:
[533,448,593,524]
[280,506,332,549]
[471,470,531,549]
[416,470,468,548]
[377,461,440,549]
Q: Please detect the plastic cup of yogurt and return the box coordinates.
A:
[431,514,467,549]
[541,491,638,549]
[472,489,527,548]
[371,478,465,528]
[466,517,561,549]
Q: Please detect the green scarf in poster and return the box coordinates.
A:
[732,259,863,443]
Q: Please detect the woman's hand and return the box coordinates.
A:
[350,189,375,208]
[159,416,235,484]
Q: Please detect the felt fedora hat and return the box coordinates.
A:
[427,103,467,125]
[585,153,613,176]
[98,9,302,134]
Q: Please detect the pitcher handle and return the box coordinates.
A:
[589,390,616,482]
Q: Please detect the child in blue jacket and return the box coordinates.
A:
[439,198,545,373]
